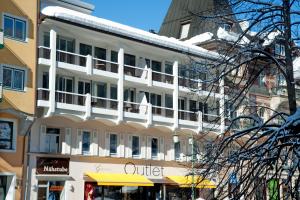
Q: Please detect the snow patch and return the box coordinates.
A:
[262,31,281,46]
[217,27,250,45]
[41,6,221,59]
[184,32,214,45]
[293,57,300,79]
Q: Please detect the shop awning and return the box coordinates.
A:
[166,176,216,189]
[85,172,154,187]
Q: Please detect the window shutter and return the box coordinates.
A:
[39,125,47,152]
[159,137,165,160]
[92,130,98,156]
[126,134,132,158]
[105,132,110,156]
[118,134,125,157]
[62,128,71,154]
[147,136,152,159]
[77,129,82,155]
[140,136,146,159]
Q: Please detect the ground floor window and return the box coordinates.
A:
[0,175,15,200]
[166,186,214,200]
[84,182,162,200]
[37,181,65,200]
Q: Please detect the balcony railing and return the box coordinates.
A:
[37,88,50,101]
[123,101,147,114]
[152,70,174,84]
[152,105,174,118]
[124,64,148,79]
[93,58,118,73]
[38,46,51,59]
[179,110,198,121]
[203,113,220,124]
[55,90,86,105]
[92,96,118,110]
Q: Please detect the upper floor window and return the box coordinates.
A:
[179,22,191,39]
[132,136,140,157]
[109,134,118,155]
[2,66,25,91]
[0,119,16,151]
[82,131,91,155]
[174,141,181,161]
[3,14,27,41]
[151,138,158,159]
[222,23,232,32]
[275,43,285,56]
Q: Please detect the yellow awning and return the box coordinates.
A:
[85,172,154,187]
[166,176,216,189]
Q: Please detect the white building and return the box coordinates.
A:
[27,0,225,199]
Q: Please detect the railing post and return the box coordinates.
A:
[198,111,203,133]
[173,61,179,130]
[147,103,152,127]
[84,93,91,120]
[147,68,152,86]
[47,29,57,117]
[86,54,92,75]
[220,77,225,134]
[117,48,124,124]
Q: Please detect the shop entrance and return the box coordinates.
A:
[84,182,163,200]
[37,181,65,200]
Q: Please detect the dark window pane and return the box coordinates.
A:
[82,131,90,154]
[43,33,50,47]
[110,86,117,99]
[15,19,26,40]
[124,54,135,66]
[151,138,158,158]
[132,136,140,156]
[174,142,181,160]
[4,16,14,37]
[3,68,12,88]
[0,120,14,150]
[111,51,118,62]
[94,47,106,59]
[13,70,24,90]
[110,134,117,154]
[151,61,161,71]
[165,62,173,74]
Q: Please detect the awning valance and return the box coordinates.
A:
[85,172,154,187]
[166,176,216,189]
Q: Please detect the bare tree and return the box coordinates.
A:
[184,0,300,199]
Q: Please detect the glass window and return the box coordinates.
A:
[110,134,117,155]
[82,131,91,155]
[2,67,25,91]
[3,15,26,41]
[43,32,50,47]
[165,94,173,108]
[0,120,14,150]
[124,54,136,66]
[151,60,161,72]
[165,62,173,74]
[179,22,190,39]
[94,47,106,60]
[174,142,181,161]
[132,136,140,157]
[110,85,117,100]
[275,44,285,56]
[222,23,232,31]
[151,138,158,158]
[111,51,118,62]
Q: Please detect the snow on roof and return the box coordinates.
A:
[217,27,250,45]
[293,57,300,79]
[262,31,280,46]
[184,32,214,46]
[41,6,221,60]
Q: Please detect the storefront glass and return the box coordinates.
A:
[37,181,65,200]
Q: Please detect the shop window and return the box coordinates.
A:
[3,14,27,41]
[132,136,140,157]
[82,131,91,155]
[0,119,16,151]
[179,22,190,39]
[151,138,158,159]
[2,66,25,91]
[174,141,181,161]
[109,134,118,155]
[0,175,15,200]
[37,181,65,200]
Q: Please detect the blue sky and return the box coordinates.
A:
[84,0,172,32]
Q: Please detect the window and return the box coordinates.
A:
[109,134,118,155]
[132,136,140,157]
[0,119,16,151]
[151,138,158,158]
[82,131,91,155]
[37,181,66,200]
[45,128,60,153]
[165,62,173,75]
[222,23,232,32]
[275,43,285,56]
[3,14,27,41]
[179,22,190,39]
[174,142,181,161]
[2,66,25,91]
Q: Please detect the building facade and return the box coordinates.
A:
[0,0,38,199]
[26,1,223,200]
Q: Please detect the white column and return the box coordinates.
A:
[147,67,152,86]
[219,77,225,134]
[147,103,152,127]
[117,48,124,123]
[86,54,92,75]
[47,29,57,117]
[84,93,91,120]
[173,61,179,130]
[198,111,203,133]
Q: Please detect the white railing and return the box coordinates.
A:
[152,70,174,84]
[93,57,119,73]
[124,64,148,79]
[152,105,174,118]
[123,101,148,114]
[91,96,118,110]
[38,46,51,59]
[55,90,87,105]
[178,109,198,121]
[56,49,88,66]
[37,88,50,101]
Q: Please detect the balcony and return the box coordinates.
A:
[36,88,223,132]
[38,46,222,95]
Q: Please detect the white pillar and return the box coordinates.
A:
[147,68,152,86]
[117,48,124,123]
[198,111,203,133]
[84,93,91,120]
[173,61,179,130]
[47,29,57,117]
[86,54,92,75]
[220,77,225,134]
[147,103,152,127]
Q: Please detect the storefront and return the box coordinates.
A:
[29,156,216,200]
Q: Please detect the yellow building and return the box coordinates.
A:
[0,0,38,199]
